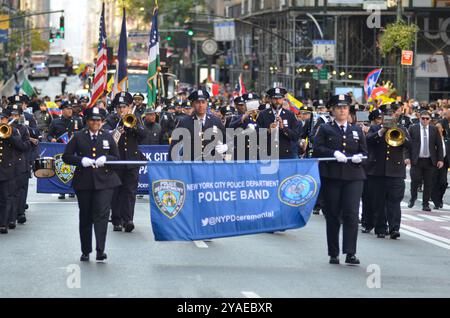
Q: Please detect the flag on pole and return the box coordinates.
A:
[112,7,128,97]
[46,101,62,116]
[364,68,382,100]
[89,2,108,107]
[237,73,246,96]
[21,77,36,96]
[147,2,160,108]
[57,132,70,144]
[206,75,219,96]
[286,93,303,114]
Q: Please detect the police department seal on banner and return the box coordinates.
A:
[54,154,75,184]
[278,175,317,207]
[152,180,186,219]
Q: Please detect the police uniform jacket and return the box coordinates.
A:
[62,129,121,191]
[47,116,83,142]
[103,113,146,168]
[169,113,226,161]
[313,121,368,181]
[257,107,299,159]
[34,110,52,133]
[0,127,29,181]
[141,121,163,145]
[365,124,411,178]
[12,123,32,176]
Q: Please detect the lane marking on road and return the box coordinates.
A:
[441,226,450,231]
[401,229,450,250]
[402,224,450,245]
[402,214,424,221]
[241,291,261,298]
[193,241,209,248]
[417,214,449,222]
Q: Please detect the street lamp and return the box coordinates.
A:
[348,74,353,79]
[340,71,345,76]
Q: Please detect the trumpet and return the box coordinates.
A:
[123,113,137,128]
[247,109,259,122]
[383,116,405,147]
[0,119,16,139]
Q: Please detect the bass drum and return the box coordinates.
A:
[33,157,56,178]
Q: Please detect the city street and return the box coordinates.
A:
[1,171,450,298]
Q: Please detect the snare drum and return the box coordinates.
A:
[33,157,56,178]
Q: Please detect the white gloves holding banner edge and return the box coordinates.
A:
[333,151,364,164]
[215,142,228,155]
[81,156,107,168]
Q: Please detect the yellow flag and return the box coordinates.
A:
[286,93,303,110]
[107,75,114,92]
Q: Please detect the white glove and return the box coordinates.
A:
[333,151,348,163]
[351,154,363,164]
[81,157,96,168]
[95,156,107,168]
[215,144,229,154]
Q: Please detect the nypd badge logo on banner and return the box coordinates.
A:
[278,175,317,207]
[152,180,186,219]
[54,154,75,184]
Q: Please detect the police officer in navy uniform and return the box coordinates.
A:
[62,106,121,262]
[364,108,411,239]
[257,88,299,159]
[229,93,260,161]
[103,92,146,233]
[133,93,147,119]
[169,89,227,162]
[0,109,29,234]
[313,94,368,265]
[47,100,83,142]
[5,104,32,228]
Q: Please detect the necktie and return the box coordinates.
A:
[340,125,345,135]
[423,127,429,157]
[92,134,97,144]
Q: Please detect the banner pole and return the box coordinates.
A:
[104,157,368,166]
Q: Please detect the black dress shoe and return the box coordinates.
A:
[69,194,75,198]
[329,256,340,264]
[124,221,135,233]
[58,194,65,200]
[80,254,90,262]
[0,227,8,234]
[376,233,386,238]
[345,254,360,265]
[434,204,440,210]
[17,215,26,224]
[408,200,415,208]
[8,222,16,230]
[113,225,123,232]
[439,202,444,209]
[390,231,400,240]
[361,227,373,234]
[312,208,320,215]
[96,253,107,262]
[25,204,29,210]
[422,206,431,212]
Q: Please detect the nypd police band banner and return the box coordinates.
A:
[148,160,320,241]
[36,143,170,195]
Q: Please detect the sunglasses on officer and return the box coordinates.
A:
[420,117,431,120]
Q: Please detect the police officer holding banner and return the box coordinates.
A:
[313,94,367,265]
[63,106,121,262]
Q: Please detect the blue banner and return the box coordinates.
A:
[37,143,169,194]
[148,160,320,241]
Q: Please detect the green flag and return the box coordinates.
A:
[21,77,36,96]
[147,5,160,108]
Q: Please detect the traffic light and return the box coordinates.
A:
[243,62,250,70]
[49,30,55,43]
[184,23,195,37]
[166,33,173,41]
[59,16,65,32]
[56,31,61,39]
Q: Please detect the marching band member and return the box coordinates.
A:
[103,92,146,233]
[313,94,367,265]
[257,88,299,160]
[62,107,121,262]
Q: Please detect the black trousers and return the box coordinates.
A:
[111,168,139,226]
[8,172,29,223]
[322,178,363,257]
[0,179,14,227]
[410,158,435,206]
[76,189,114,255]
[360,179,372,228]
[431,163,448,206]
[367,176,405,234]
[18,172,30,217]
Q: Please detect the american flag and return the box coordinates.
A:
[89,3,107,107]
